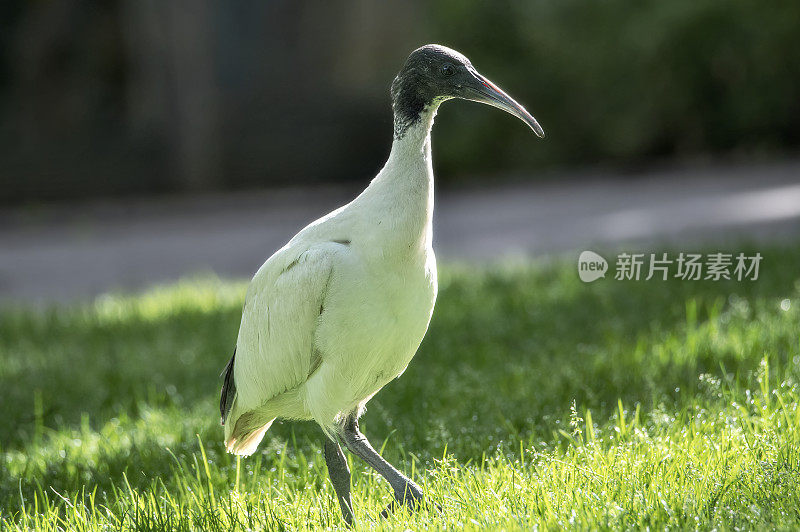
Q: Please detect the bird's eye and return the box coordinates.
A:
[440,64,455,77]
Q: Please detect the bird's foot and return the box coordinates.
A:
[339,504,355,527]
[379,483,440,518]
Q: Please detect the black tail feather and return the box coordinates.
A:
[220,348,237,425]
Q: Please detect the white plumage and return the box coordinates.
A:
[223,111,439,455]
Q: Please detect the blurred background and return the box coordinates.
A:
[1,0,799,302]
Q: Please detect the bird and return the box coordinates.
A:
[219,44,544,524]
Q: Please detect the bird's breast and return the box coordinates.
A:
[312,243,437,402]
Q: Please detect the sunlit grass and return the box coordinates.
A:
[1,244,800,529]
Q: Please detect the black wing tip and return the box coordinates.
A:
[219,348,237,423]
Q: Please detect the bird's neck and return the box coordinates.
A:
[387,104,437,169]
[358,104,440,254]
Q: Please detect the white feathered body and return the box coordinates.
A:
[225,113,439,455]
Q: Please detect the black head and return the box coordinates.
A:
[391,44,544,140]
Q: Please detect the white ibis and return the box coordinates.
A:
[219,44,544,523]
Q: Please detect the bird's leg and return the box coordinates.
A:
[340,414,425,517]
[324,436,354,525]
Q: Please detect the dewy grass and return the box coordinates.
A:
[1,244,800,530]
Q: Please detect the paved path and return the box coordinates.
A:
[1,160,798,304]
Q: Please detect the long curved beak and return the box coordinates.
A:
[464,70,545,138]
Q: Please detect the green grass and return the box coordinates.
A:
[2,243,800,530]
